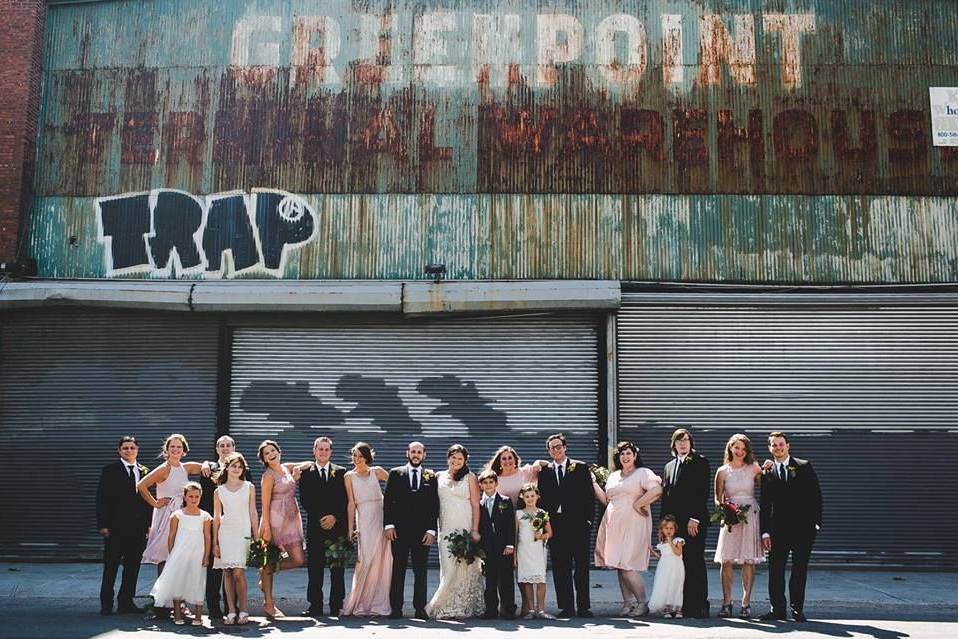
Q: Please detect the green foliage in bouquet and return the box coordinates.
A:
[445,529,486,566]
[589,464,611,488]
[323,537,357,569]
[246,537,288,572]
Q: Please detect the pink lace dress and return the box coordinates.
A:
[713,464,763,564]
[265,467,304,548]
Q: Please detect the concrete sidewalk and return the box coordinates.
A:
[0,563,955,639]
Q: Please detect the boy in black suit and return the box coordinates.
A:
[383,441,440,619]
[760,431,823,622]
[96,435,152,615]
[299,436,349,617]
[478,470,517,619]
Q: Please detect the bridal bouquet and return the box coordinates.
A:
[445,529,485,566]
[246,538,288,572]
[323,537,357,569]
[589,463,611,488]
[710,500,751,533]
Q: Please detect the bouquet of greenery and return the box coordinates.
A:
[246,537,288,572]
[445,529,485,566]
[589,463,611,488]
[323,537,357,569]
[522,509,550,534]
[710,500,751,533]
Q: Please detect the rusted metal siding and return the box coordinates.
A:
[28,194,958,283]
[34,0,958,196]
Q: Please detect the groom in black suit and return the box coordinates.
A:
[537,433,595,618]
[760,431,823,622]
[96,435,152,615]
[299,436,349,617]
[478,470,516,619]
[660,428,711,618]
[384,441,439,619]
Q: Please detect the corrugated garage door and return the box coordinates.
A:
[617,299,958,567]
[229,313,602,482]
[0,310,219,559]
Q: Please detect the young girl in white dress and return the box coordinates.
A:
[212,453,258,626]
[515,483,553,619]
[648,516,686,618]
[150,482,212,626]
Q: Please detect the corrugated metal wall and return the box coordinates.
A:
[616,301,958,566]
[0,310,219,559]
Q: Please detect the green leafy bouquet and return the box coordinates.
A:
[445,529,485,566]
[589,464,611,488]
[246,537,288,572]
[522,509,550,534]
[323,537,357,569]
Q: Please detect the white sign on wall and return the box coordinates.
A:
[930,87,958,146]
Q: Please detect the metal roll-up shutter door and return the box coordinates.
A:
[229,313,601,481]
[0,310,219,559]
[617,301,958,567]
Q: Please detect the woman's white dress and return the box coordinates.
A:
[150,509,211,606]
[515,508,547,583]
[648,538,686,614]
[425,471,485,619]
[213,481,252,569]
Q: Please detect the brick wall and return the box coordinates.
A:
[0,0,46,263]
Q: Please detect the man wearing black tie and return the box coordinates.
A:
[383,441,439,619]
[660,428,711,618]
[96,436,152,615]
[760,431,823,622]
[536,433,596,619]
[299,436,348,617]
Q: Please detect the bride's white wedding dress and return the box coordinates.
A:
[425,471,486,619]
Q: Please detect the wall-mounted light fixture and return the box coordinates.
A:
[424,263,447,283]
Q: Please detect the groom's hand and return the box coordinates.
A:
[384,528,397,542]
[762,536,772,552]
[319,515,336,530]
[422,532,435,546]
[687,520,700,537]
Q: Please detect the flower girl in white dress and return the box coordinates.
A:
[648,516,686,618]
[150,482,212,625]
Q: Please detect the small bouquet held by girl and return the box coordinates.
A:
[247,537,289,573]
[648,516,686,618]
[515,484,554,620]
[710,499,751,532]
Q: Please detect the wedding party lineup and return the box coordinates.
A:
[97,429,822,626]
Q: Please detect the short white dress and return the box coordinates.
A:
[515,509,547,584]
[648,538,686,614]
[213,481,253,569]
[150,509,211,606]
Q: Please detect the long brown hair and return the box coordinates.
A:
[215,452,249,485]
[723,433,755,465]
[487,445,522,475]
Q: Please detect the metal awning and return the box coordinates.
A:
[0,280,621,314]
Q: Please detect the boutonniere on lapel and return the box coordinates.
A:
[682,455,694,465]
[330,468,339,478]
[497,501,510,511]
[421,470,435,482]
[787,465,798,479]
[567,462,578,473]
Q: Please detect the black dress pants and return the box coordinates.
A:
[100,532,146,609]
[389,535,431,614]
[679,522,709,616]
[307,531,346,612]
[768,532,816,613]
[548,514,591,613]
[483,552,516,615]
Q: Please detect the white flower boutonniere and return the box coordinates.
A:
[682,455,694,465]
[787,465,797,478]
[422,470,435,482]
[497,501,510,511]
[567,462,578,473]
[330,468,338,478]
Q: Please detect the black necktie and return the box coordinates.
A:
[321,467,327,482]
[127,465,136,490]
[779,464,787,482]
[557,464,564,482]
[411,468,419,491]
[673,459,682,484]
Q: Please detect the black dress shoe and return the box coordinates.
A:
[302,608,322,617]
[329,609,341,617]
[760,610,787,621]
[117,603,145,614]
[481,611,498,619]
[414,609,429,620]
[100,608,114,616]
[557,609,575,619]
[389,610,403,619]
[791,609,807,622]
[576,609,594,618]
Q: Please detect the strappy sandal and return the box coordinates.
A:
[719,603,733,617]
[739,605,752,619]
[192,617,203,626]
[237,611,249,625]
[223,613,236,625]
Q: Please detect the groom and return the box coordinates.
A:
[660,428,711,618]
[384,441,439,619]
[537,433,595,618]
[760,431,823,622]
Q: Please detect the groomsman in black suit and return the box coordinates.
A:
[299,436,348,617]
[96,435,152,615]
[477,469,517,619]
[198,435,250,620]
[384,441,440,619]
[660,428,711,618]
[760,431,823,622]
[536,433,596,618]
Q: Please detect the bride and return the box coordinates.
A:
[426,444,486,619]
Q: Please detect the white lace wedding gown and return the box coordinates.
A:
[425,471,485,619]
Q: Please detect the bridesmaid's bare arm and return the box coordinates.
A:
[714,468,726,506]
[137,463,171,509]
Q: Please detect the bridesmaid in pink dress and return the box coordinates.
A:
[486,446,545,505]
[257,440,306,618]
[713,433,763,619]
[341,442,393,617]
[594,441,663,617]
